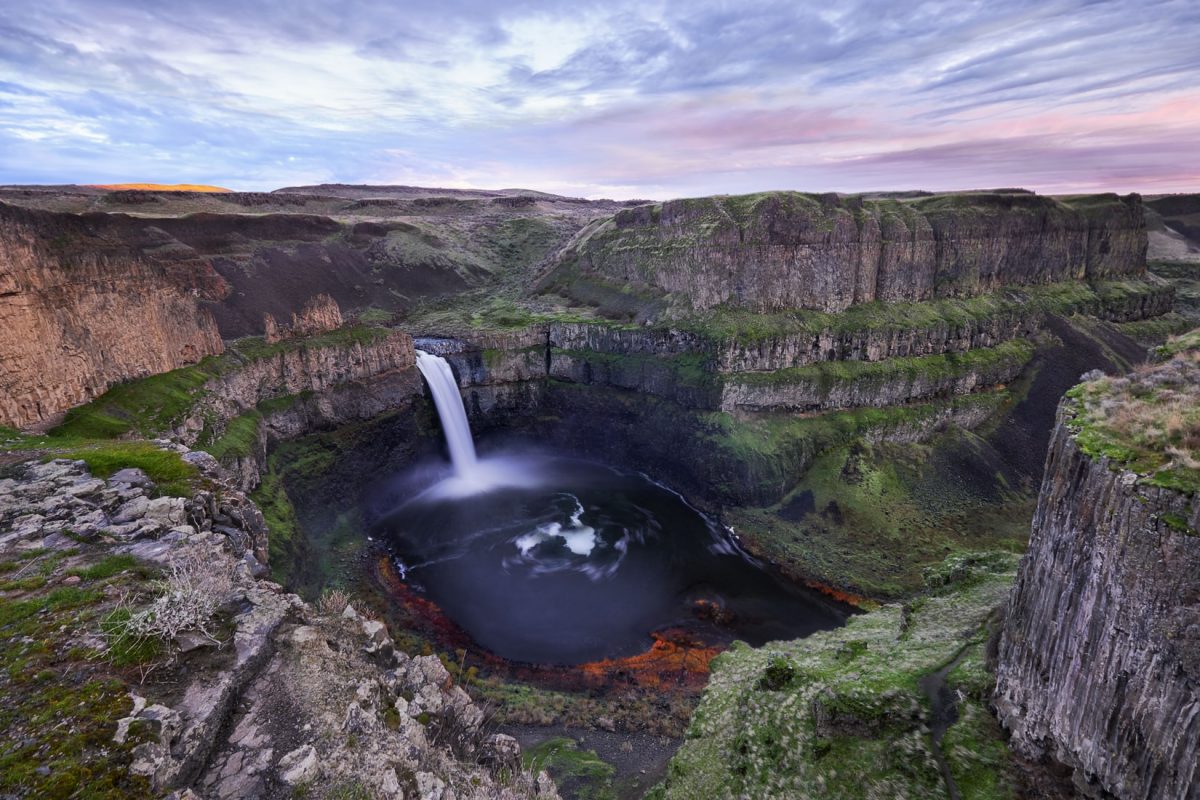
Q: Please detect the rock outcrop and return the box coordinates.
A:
[0,202,226,429]
[995,346,1200,800]
[0,450,559,800]
[179,329,420,489]
[556,191,1147,313]
[653,552,1021,800]
[263,293,344,343]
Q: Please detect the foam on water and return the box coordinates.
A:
[514,495,598,557]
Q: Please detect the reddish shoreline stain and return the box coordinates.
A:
[802,579,870,609]
[371,553,721,693]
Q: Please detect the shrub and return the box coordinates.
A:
[103,547,234,671]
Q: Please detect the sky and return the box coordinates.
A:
[0,0,1197,199]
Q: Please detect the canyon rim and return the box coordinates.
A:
[2,2,1200,799]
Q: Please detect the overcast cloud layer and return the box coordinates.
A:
[0,0,1197,197]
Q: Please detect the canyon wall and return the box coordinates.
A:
[178,330,421,490]
[995,358,1200,799]
[558,191,1147,313]
[0,202,226,429]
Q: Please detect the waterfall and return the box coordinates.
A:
[414,350,478,476]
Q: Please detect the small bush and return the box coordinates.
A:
[757,656,797,691]
[103,547,233,670]
[318,588,351,615]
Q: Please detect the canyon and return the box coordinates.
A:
[0,183,1197,800]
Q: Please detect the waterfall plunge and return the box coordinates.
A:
[411,349,545,500]
[415,350,478,476]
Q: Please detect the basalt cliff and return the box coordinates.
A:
[550,191,1147,313]
[995,339,1200,800]
[0,202,225,429]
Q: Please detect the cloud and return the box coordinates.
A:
[0,0,1195,196]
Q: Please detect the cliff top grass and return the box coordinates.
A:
[0,431,201,498]
[1065,329,1200,495]
[613,189,1119,231]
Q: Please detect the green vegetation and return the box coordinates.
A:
[1114,312,1194,345]
[1148,260,1200,323]
[1153,328,1200,360]
[250,466,301,585]
[50,441,198,498]
[729,339,1033,391]
[52,355,228,440]
[229,324,392,361]
[649,552,1020,800]
[675,279,1162,346]
[0,548,158,797]
[726,434,1030,598]
[200,410,262,461]
[50,326,389,442]
[702,391,1007,489]
[100,607,165,667]
[69,555,140,582]
[355,307,395,325]
[525,738,617,800]
[1065,333,1200,495]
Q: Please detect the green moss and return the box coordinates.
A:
[49,442,199,497]
[1154,328,1200,360]
[251,467,300,585]
[525,737,617,800]
[1161,512,1197,535]
[725,431,1030,598]
[200,410,262,461]
[653,552,1020,800]
[46,325,391,446]
[731,339,1033,392]
[0,565,149,798]
[51,356,228,440]
[229,324,393,361]
[68,555,140,582]
[1115,313,1194,345]
[355,307,395,324]
[257,390,314,416]
[671,279,1161,347]
[1064,339,1200,495]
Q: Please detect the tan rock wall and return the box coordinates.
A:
[0,203,225,429]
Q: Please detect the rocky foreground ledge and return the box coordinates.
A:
[995,332,1200,800]
[0,448,558,799]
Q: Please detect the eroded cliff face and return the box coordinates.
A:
[179,330,420,489]
[556,191,1148,313]
[0,202,226,429]
[995,376,1200,799]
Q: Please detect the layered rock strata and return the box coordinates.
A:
[263,292,344,343]
[0,202,225,429]
[180,330,420,489]
[558,191,1147,313]
[995,358,1200,799]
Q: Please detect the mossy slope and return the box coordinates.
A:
[649,553,1020,800]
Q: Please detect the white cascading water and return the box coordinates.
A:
[414,350,478,477]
